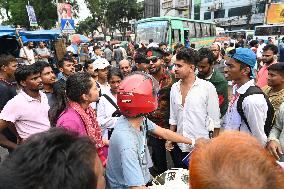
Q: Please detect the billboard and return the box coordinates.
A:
[57,3,72,20]
[266,4,284,24]
[26,5,38,27]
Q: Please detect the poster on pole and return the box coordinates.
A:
[26,5,38,27]
[266,4,284,24]
[57,3,72,20]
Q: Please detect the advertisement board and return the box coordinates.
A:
[266,4,284,24]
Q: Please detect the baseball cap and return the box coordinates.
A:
[231,48,257,78]
[93,58,110,70]
[231,48,256,68]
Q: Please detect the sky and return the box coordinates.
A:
[76,0,91,22]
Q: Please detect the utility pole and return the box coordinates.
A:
[56,0,60,27]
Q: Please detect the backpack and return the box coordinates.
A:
[237,86,275,136]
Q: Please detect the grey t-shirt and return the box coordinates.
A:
[106,116,156,189]
[35,47,50,62]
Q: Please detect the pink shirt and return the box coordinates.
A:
[56,107,87,136]
[0,90,50,140]
[257,61,277,88]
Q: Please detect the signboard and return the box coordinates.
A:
[61,19,75,34]
[26,5,38,27]
[57,3,72,19]
[266,4,284,24]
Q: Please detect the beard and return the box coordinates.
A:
[149,65,161,74]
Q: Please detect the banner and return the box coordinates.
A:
[26,5,38,27]
[57,3,72,20]
[266,4,284,24]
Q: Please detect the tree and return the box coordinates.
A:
[83,0,143,38]
[105,0,143,34]
[0,0,10,20]
[1,0,79,29]
[84,0,108,36]
[76,16,99,36]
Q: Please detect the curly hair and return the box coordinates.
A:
[14,64,40,86]
[176,48,198,66]
[66,72,93,103]
[0,54,16,68]
[190,131,284,189]
[197,48,215,65]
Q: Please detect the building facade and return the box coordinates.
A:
[144,0,161,18]
[160,0,191,17]
[199,0,266,30]
[159,0,268,30]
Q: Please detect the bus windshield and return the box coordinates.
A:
[255,26,284,36]
[136,21,168,44]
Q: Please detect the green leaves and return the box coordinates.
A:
[1,0,78,29]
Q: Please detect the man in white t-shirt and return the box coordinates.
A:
[19,42,36,65]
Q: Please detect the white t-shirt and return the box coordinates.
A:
[19,47,35,64]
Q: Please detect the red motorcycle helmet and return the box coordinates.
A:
[117,72,159,117]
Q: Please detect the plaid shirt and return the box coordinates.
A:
[148,69,175,129]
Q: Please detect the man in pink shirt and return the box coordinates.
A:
[0,65,50,150]
[257,44,278,88]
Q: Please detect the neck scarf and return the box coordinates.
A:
[69,101,107,166]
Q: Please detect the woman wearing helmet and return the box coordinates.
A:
[106,72,197,189]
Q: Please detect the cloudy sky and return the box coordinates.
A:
[76,0,91,22]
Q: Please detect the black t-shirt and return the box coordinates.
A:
[0,81,17,110]
[0,80,17,147]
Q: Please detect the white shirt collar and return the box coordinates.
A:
[205,69,214,80]
[236,79,255,94]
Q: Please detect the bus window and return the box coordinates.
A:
[211,24,216,36]
[188,22,196,37]
[195,23,201,38]
[201,23,211,37]
[172,29,181,43]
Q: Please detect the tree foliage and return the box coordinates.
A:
[76,16,99,36]
[105,0,143,32]
[0,0,79,29]
[83,0,143,35]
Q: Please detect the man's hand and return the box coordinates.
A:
[267,140,283,160]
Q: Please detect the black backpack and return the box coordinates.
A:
[237,86,275,136]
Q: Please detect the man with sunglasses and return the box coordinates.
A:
[146,47,176,175]
[222,48,269,146]
[134,48,150,73]
[257,44,278,88]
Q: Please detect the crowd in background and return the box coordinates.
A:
[0,36,284,189]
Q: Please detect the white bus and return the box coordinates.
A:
[224,30,254,41]
[254,24,284,42]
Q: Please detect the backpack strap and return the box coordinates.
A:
[236,86,263,133]
[102,94,119,110]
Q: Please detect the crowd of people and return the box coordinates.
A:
[0,37,284,189]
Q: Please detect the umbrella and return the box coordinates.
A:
[70,34,90,43]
